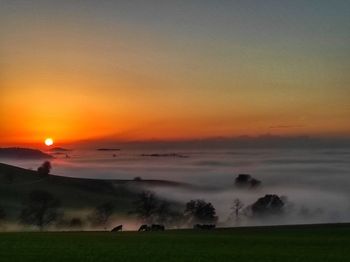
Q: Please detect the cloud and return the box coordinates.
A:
[269,125,305,129]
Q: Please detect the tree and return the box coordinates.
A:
[89,202,114,229]
[235,174,262,188]
[37,161,52,176]
[69,218,83,229]
[155,200,183,226]
[19,190,61,230]
[132,191,158,223]
[230,198,244,223]
[251,194,284,217]
[250,178,261,188]
[131,191,181,226]
[155,200,170,224]
[0,205,6,222]
[184,199,217,224]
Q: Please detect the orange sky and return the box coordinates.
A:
[1,1,350,146]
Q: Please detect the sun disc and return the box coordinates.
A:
[45,138,54,146]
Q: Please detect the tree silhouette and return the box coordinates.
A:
[0,205,6,222]
[37,161,52,176]
[19,190,61,230]
[235,174,261,188]
[90,202,114,230]
[132,191,158,223]
[184,199,217,224]
[251,194,284,217]
[69,217,83,229]
[155,200,182,226]
[230,198,244,223]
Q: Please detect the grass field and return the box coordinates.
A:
[1,224,349,262]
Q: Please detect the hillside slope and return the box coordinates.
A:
[0,148,53,159]
[0,163,186,219]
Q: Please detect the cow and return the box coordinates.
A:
[151,224,165,231]
[193,224,216,230]
[111,225,123,232]
[138,224,151,232]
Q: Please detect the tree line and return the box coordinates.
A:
[0,161,286,230]
[0,189,285,230]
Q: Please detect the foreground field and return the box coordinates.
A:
[1,224,350,262]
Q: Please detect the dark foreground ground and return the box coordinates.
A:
[1,224,350,262]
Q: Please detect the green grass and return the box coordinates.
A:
[1,224,350,262]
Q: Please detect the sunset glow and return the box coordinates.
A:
[0,1,349,147]
[1,1,350,257]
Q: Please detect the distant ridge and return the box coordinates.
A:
[0,147,53,159]
[81,135,350,149]
[49,147,71,152]
[97,148,121,151]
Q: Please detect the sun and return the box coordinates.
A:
[44,138,54,146]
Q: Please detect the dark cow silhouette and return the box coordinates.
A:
[111,225,123,232]
[193,224,216,230]
[138,224,151,232]
[151,224,165,231]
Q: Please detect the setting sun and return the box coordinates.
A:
[0,1,350,260]
[44,138,54,146]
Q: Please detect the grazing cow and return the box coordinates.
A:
[111,225,123,232]
[138,224,151,232]
[193,224,216,230]
[151,224,165,231]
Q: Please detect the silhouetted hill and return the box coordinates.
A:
[97,148,121,151]
[0,148,53,159]
[49,147,71,152]
[0,163,192,219]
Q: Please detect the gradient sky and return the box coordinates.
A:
[1,0,350,146]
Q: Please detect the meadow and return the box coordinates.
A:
[1,224,349,262]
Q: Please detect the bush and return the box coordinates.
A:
[37,161,52,176]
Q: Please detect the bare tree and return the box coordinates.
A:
[0,205,6,222]
[230,198,244,224]
[132,191,158,224]
[89,202,114,230]
[19,190,61,230]
[155,200,182,226]
[69,217,84,229]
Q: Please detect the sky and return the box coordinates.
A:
[1,0,350,146]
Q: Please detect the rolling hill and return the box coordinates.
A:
[0,162,187,220]
[0,148,53,159]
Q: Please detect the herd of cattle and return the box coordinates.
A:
[110,224,216,232]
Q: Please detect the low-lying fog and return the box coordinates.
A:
[2,148,350,227]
